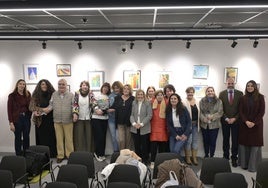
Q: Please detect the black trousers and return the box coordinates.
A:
[221,118,239,160]
[14,114,31,155]
[92,119,108,157]
[132,130,150,163]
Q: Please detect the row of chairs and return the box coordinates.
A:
[1,146,267,188]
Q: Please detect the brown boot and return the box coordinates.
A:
[185,149,192,165]
[192,149,198,165]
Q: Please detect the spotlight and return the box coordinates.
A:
[42,41,46,49]
[231,40,237,48]
[186,40,191,49]
[253,39,259,48]
[148,41,152,49]
[77,41,82,49]
[130,41,134,50]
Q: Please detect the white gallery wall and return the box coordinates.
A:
[0,39,267,157]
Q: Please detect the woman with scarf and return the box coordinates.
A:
[73,80,95,152]
[199,86,223,158]
[150,90,168,169]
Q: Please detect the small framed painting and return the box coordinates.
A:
[23,64,39,84]
[56,64,71,77]
[193,85,208,98]
[88,71,104,90]
[158,71,171,89]
[224,67,238,83]
[123,70,141,90]
[193,65,209,79]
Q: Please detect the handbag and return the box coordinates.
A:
[160,170,179,188]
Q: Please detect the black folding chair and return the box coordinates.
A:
[0,169,13,188]
[28,145,55,186]
[214,172,247,188]
[0,155,30,187]
[200,157,231,185]
[56,164,89,188]
[252,160,268,188]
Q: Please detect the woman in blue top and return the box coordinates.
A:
[166,93,191,154]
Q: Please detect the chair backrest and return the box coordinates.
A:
[214,172,247,188]
[108,164,141,187]
[107,182,140,188]
[56,164,89,188]
[0,169,13,188]
[0,155,28,184]
[67,151,95,178]
[29,145,51,159]
[256,160,268,188]
[46,181,78,188]
[153,152,182,179]
[110,152,120,163]
[200,157,231,185]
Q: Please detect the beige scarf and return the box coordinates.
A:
[152,99,166,118]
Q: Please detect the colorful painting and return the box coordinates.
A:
[56,64,71,76]
[224,67,238,83]
[23,64,39,84]
[88,71,104,90]
[123,70,141,90]
[159,71,170,89]
[193,85,208,98]
[193,65,209,79]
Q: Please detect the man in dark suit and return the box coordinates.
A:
[219,78,243,167]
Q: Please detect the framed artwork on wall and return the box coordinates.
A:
[123,70,141,90]
[158,71,171,89]
[56,64,71,76]
[193,65,209,79]
[23,64,39,84]
[224,67,238,83]
[88,71,104,90]
[193,85,208,98]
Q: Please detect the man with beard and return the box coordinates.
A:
[219,78,243,167]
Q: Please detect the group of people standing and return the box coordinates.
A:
[7,78,265,172]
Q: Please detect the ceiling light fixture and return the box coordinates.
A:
[130,41,134,50]
[253,39,259,48]
[42,40,46,49]
[231,40,237,48]
[77,41,82,49]
[148,41,152,49]
[186,40,191,49]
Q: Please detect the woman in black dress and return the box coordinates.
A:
[29,79,57,157]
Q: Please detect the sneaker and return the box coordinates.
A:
[94,153,103,162]
[150,162,155,169]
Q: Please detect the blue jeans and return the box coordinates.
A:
[108,118,119,152]
[169,136,187,154]
[185,122,198,150]
[14,114,31,155]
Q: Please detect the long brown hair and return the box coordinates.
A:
[166,93,184,116]
[12,79,30,97]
